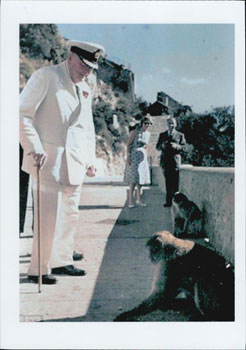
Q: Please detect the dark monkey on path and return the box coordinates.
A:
[171,192,203,238]
[114,231,234,322]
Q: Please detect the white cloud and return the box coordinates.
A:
[161,68,171,74]
[180,77,208,86]
[141,73,154,81]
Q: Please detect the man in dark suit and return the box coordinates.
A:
[156,116,186,207]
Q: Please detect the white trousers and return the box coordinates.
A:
[27,176,82,276]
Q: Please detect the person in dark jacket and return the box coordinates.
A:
[156,116,186,207]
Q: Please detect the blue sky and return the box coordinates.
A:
[57,24,234,113]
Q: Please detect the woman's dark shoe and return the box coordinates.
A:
[73,251,84,261]
[51,265,86,276]
[28,274,57,284]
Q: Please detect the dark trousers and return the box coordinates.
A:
[163,167,179,205]
[20,145,30,234]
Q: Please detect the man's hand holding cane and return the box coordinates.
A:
[28,151,48,170]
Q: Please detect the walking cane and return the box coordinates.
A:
[37,164,42,293]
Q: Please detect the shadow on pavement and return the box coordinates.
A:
[19,260,31,264]
[19,274,33,284]
[79,205,124,210]
[43,186,197,322]
[19,254,31,258]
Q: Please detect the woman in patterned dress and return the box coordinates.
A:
[124,116,152,208]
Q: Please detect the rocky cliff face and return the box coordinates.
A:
[97,57,135,104]
[93,80,128,176]
[95,144,127,177]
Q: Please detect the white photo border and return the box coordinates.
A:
[1,1,245,349]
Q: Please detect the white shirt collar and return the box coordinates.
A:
[168,130,175,136]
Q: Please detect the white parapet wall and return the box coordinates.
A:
[152,164,235,264]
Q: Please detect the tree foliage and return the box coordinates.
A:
[20,24,67,63]
[177,106,234,167]
[93,95,144,155]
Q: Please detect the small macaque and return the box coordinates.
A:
[114,231,234,322]
[171,192,203,238]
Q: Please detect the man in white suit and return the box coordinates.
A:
[20,41,105,284]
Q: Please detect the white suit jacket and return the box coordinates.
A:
[20,61,96,185]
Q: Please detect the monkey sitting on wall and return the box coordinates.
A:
[114,231,234,322]
[171,192,203,238]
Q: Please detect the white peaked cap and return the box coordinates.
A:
[68,40,105,69]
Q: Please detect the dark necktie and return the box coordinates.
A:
[69,85,81,126]
[75,85,82,103]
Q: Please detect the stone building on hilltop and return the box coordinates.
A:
[148,91,192,117]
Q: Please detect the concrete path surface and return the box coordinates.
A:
[20,182,195,322]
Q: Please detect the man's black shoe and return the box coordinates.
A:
[73,251,84,261]
[163,203,171,207]
[51,265,86,276]
[28,274,57,284]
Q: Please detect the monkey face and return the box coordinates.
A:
[147,232,179,263]
[146,235,164,263]
[173,191,187,204]
[147,231,195,263]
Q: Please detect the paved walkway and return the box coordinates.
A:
[20,182,194,322]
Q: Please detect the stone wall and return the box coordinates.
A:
[153,165,235,264]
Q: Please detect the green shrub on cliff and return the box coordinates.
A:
[177,106,234,167]
[93,95,143,155]
[20,24,67,63]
